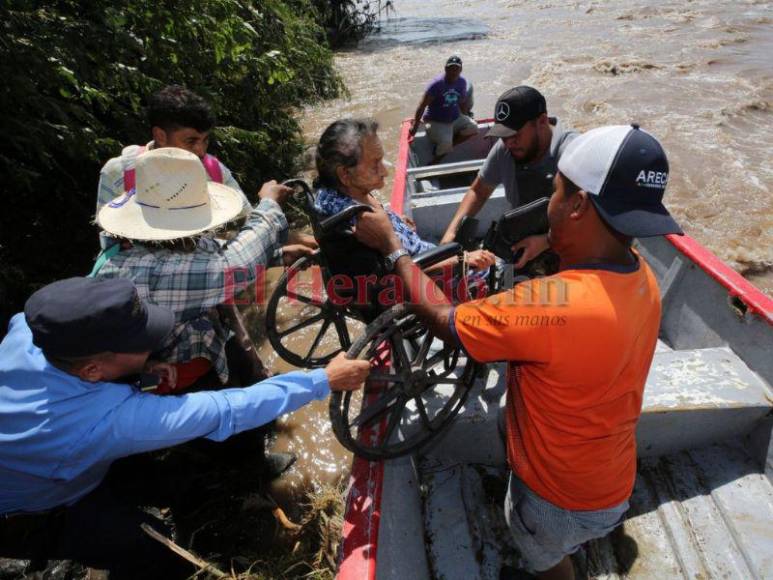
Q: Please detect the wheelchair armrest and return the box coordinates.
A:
[319,204,373,235]
[413,242,462,270]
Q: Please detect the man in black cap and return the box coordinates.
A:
[409,55,478,162]
[0,277,369,578]
[354,124,681,580]
[440,86,577,267]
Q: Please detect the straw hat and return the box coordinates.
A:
[97,147,244,241]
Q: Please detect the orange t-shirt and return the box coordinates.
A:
[454,254,661,510]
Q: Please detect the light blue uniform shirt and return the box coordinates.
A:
[0,314,330,515]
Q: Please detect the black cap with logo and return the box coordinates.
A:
[487,86,547,138]
[24,277,175,358]
[445,55,463,68]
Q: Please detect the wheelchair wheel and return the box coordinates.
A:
[266,251,365,368]
[330,304,477,461]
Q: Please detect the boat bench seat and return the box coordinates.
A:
[638,345,772,457]
[423,345,771,466]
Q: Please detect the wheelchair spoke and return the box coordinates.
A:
[422,345,456,370]
[367,372,404,384]
[381,396,408,446]
[390,332,413,372]
[278,312,325,337]
[332,314,352,350]
[427,376,464,385]
[351,388,402,428]
[414,396,435,431]
[444,348,455,369]
[286,290,325,308]
[412,330,434,366]
[305,318,332,360]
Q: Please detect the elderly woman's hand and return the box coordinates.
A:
[354,210,401,255]
[464,249,497,270]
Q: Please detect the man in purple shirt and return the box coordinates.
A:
[0,277,369,578]
[409,55,478,160]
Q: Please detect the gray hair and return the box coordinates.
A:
[315,118,379,189]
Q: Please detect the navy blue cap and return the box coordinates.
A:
[24,277,175,357]
[557,124,683,238]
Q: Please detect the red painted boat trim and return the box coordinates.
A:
[337,372,390,579]
[665,234,773,324]
[389,119,413,216]
[337,434,384,579]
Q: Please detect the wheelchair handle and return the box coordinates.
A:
[281,178,316,218]
[319,203,373,234]
[282,178,313,196]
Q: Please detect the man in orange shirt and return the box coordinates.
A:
[354,124,682,579]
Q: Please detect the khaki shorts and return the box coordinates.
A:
[425,115,478,155]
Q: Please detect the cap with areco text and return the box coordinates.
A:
[557,124,683,238]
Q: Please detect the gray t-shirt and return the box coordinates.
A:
[479,118,577,208]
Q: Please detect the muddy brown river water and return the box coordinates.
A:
[265,0,773,502]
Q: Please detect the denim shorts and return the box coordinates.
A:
[504,472,629,572]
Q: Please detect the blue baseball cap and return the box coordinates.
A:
[557,124,683,238]
[24,277,175,357]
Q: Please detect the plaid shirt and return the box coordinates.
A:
[95,199,288,384]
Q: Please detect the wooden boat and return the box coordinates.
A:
[336,119,773,579]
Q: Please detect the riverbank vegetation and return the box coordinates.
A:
[1,1,384,577]
[0,0,388,330]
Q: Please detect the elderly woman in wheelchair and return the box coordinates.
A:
[313,118,496,274]
[265,119,546,460]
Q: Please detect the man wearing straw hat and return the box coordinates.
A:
[96,84,316,254]
[94,147,301,476]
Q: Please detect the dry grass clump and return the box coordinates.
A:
[185,480,347,580]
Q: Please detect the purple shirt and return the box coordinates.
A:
[423,74,468,123]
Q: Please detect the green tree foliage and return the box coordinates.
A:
[0,0,345,329]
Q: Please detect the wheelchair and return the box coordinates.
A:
[265,180,550,460]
